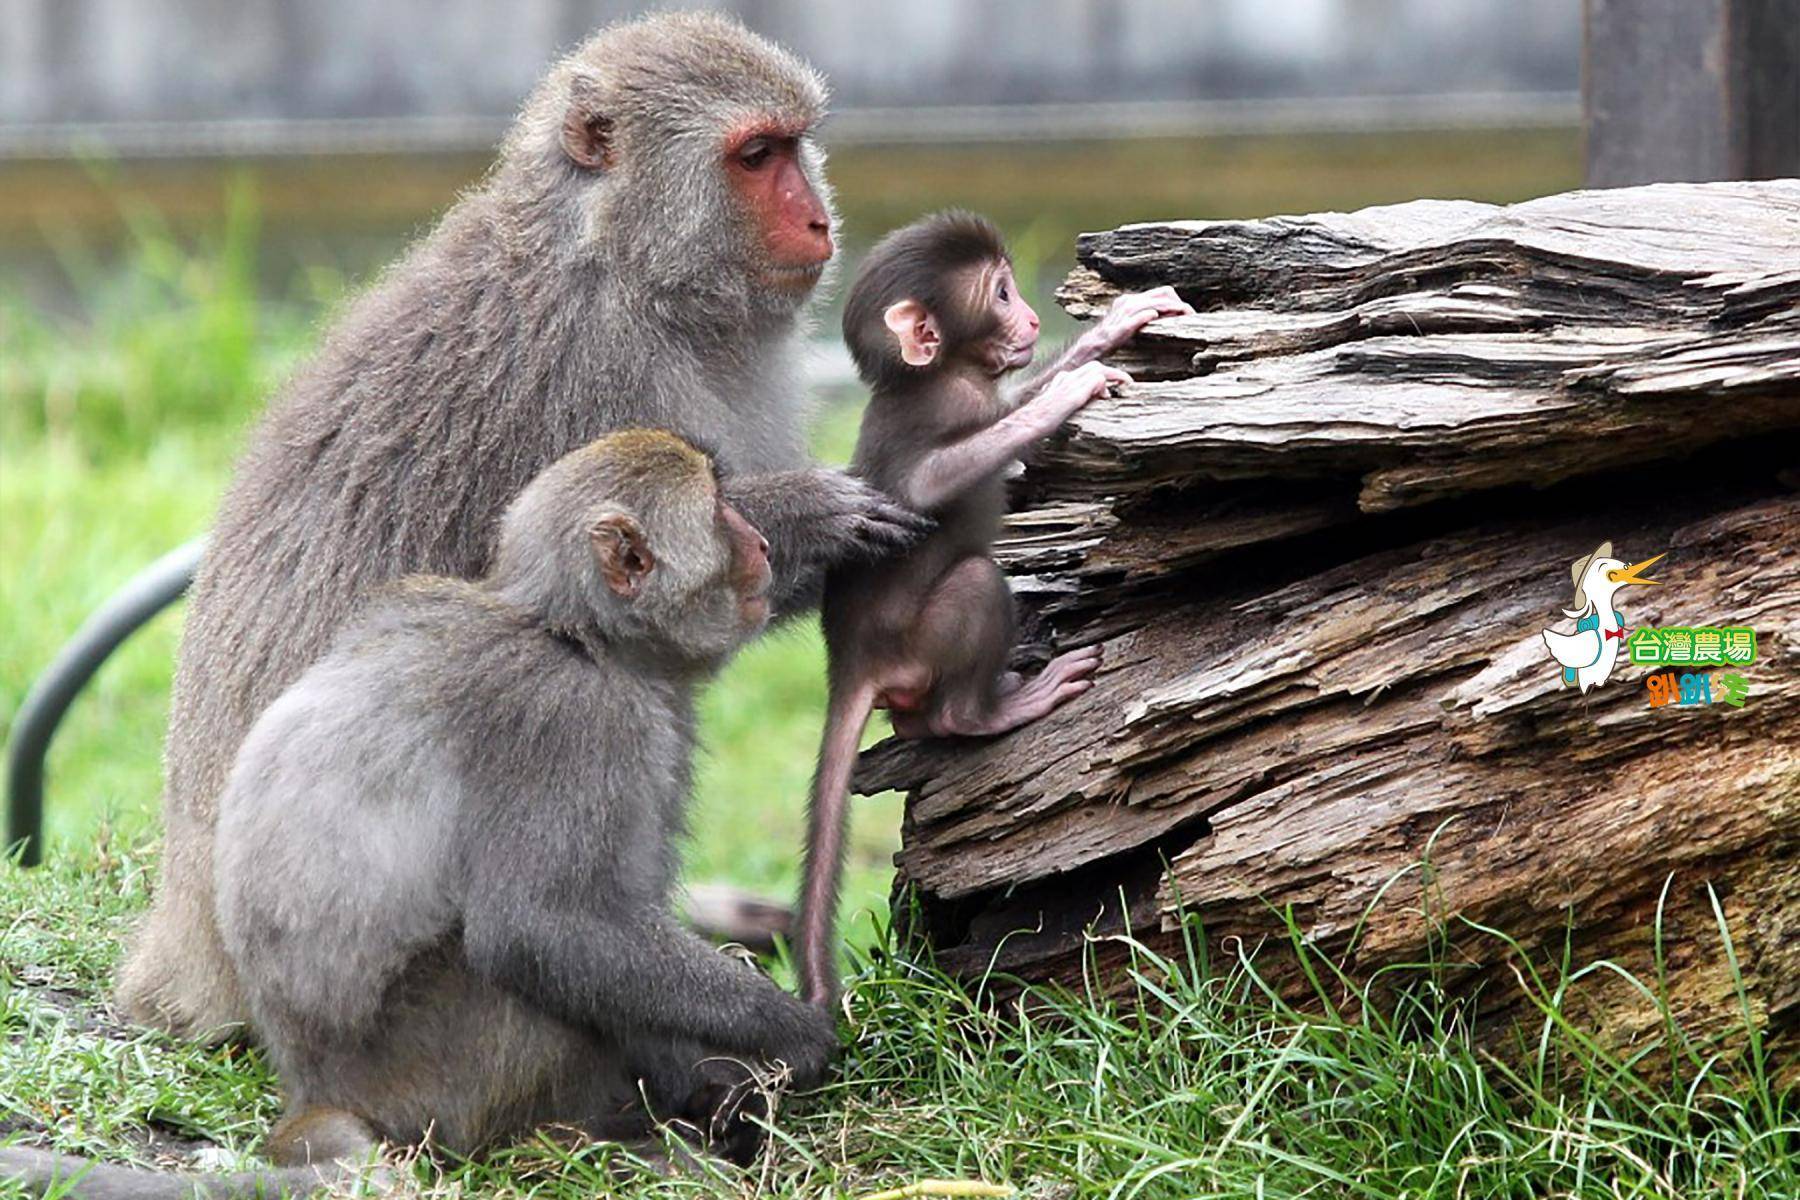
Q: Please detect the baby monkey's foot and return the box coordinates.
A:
[988,644,1102,732]
[914,644,1103,739]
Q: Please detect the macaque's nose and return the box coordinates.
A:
[755,531,771,558]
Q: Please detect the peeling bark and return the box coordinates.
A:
[865,181,1800,1066]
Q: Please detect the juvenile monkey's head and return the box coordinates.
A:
[494,430,772,667]
[505,12,837,320]
[843,211,1042,390]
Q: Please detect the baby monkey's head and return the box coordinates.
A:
[843,210,1041,389]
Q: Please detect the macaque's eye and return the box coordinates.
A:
[738,138,774,170]
[997,282,1010,302]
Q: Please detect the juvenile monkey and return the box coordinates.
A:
[795,212,1194,1006]
[217,431,835,1161]
[4,431,835,1196]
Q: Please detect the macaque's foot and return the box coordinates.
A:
[934,645,1103,738]
[686,1059,772,1167]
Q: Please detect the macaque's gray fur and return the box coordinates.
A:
[219,431,831,1157]
[4,432,834,1198]
[119,10,922,1043]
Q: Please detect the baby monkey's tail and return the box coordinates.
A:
[796,679,879,1008]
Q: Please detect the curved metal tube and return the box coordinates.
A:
[5,538,205,865]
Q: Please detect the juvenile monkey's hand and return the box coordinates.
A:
[761,991,841,1089]
[1078,285,1195,358]
[1036,362,1134,431]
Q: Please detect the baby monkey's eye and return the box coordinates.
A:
[997,282,1010,301]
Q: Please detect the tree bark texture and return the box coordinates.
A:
[860,180,1800,1066]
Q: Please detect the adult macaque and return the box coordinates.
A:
[3,432,837,1197]
[120,12,925,1041]
[795,212,1194,1007]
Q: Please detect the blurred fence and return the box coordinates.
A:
[0,0,1578,155]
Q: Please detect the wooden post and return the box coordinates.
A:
[1584,0,1800,186]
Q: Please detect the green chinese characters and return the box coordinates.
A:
[1627,625,1756,667]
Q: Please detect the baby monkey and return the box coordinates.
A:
[796,211,1193,1006]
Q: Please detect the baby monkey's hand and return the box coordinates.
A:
[1079,285,1195,359]
[1042,361,1135,420]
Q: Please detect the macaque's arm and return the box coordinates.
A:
[902,362,1132,513]
[462,789,836,1084]
[466,897,832,1076]
[722,468,932,617]
[1010,286,1194,408]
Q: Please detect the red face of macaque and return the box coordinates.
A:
[724,123,834,289]
[978,261,1041,373]
[718,500,772,628]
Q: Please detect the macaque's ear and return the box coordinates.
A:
[883,300,941,367]
[561,75,615,170]
[590,513,654,598]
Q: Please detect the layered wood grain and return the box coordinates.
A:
[865,180,1800,1069]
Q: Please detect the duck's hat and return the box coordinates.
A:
[1569,541,1612,607]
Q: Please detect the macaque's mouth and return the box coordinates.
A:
[762,263,827,289]
[739,594,771,625]
[736,566,773,608]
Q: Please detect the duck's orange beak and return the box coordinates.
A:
[1607,553,1665,587]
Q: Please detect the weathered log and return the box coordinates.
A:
[865,180,1800,1065]
[1008,181,1800,640]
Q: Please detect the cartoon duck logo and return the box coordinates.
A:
[1541,541,1664,692]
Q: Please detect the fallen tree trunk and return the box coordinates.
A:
[861,180,1800,1065]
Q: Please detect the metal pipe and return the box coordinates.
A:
[5,538,205,865]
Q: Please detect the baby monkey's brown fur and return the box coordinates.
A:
[795,212,1193,1007]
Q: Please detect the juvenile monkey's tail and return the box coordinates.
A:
[0,1145,371,1199]
[796,680,878,1008]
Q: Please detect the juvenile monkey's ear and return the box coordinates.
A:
[561,75,614,170]
[883,300,941,367]
[590,513,654,598]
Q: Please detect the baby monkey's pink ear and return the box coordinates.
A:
[883,300,940,367]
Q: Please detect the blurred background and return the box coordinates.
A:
[1,0,1582,310]
[1,0,1586,934]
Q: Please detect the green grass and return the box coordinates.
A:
[6,849,1794,1198]
[3,149,1793,1197]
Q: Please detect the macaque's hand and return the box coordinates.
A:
[812,468,935,560]
[765,991,842,1089]
[1036,361,1134,429]
[723,468,932,571]
[1078,286,1195,358]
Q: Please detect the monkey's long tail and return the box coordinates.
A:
[0,1146,373,1199]
[796,680,877,1009]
